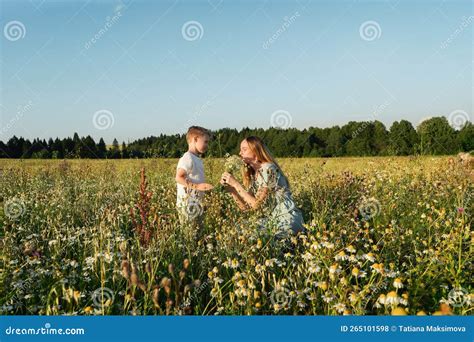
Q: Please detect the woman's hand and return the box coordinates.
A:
[219,179,236,194]
[220,172,238,188]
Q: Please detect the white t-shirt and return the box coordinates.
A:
[176,151,205,208]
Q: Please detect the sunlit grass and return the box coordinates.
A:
[0,156,472,315]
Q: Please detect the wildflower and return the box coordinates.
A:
[335,251,348,261]
[302,252,314,261]
[231,272,242,281]
[321,293,335,303]
[322,242,335,249]
[377,294,386,305]
[224,154,243,173]
[393,278,403,289]
[84,306,93,314]
[371,263,384,274]
[308,265,321,274]
[349,292,358,303]
[283,252,293,259]
[329,263,339,274]
[265,259,275,267]
[84,256,95,268]
[363,253,375,262]
[391,307,407,315]
[416,310,427,315]
[255,264,265,273]
[439,303,452,315]
[345,245,356,253]
[316,281,328,291]
[400,293,409,306]
[333,303,346,313]
[351,267,360,277]
[385,291,400,305]
[231,259,240,269]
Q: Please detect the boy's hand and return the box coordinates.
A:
[195,183,214,191]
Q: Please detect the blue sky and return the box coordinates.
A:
[0,0,472,143]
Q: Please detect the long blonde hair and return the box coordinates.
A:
[241,136,288,188]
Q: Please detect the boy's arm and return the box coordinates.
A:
[175,168,213,191]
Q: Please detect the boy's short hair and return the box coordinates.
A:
[186,126,211,142]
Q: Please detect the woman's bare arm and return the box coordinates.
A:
[228,188,250,211]
[230,182,270,211]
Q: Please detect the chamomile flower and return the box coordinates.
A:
[363,253,376,262]
[335,251,349,261]
[393,278,403,289]
[385,291,400,305]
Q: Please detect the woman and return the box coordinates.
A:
[220,136,305,238]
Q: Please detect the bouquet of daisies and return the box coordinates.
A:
[215,153,244,193]
[223,153,244,174]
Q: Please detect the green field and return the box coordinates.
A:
[0,157,472,315]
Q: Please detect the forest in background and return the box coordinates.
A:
[0,117,472,159]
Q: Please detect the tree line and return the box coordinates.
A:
[0,117,472,159]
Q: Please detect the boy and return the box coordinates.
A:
[175,126,214,233]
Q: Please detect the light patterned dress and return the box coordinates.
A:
[250,162,305,237]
